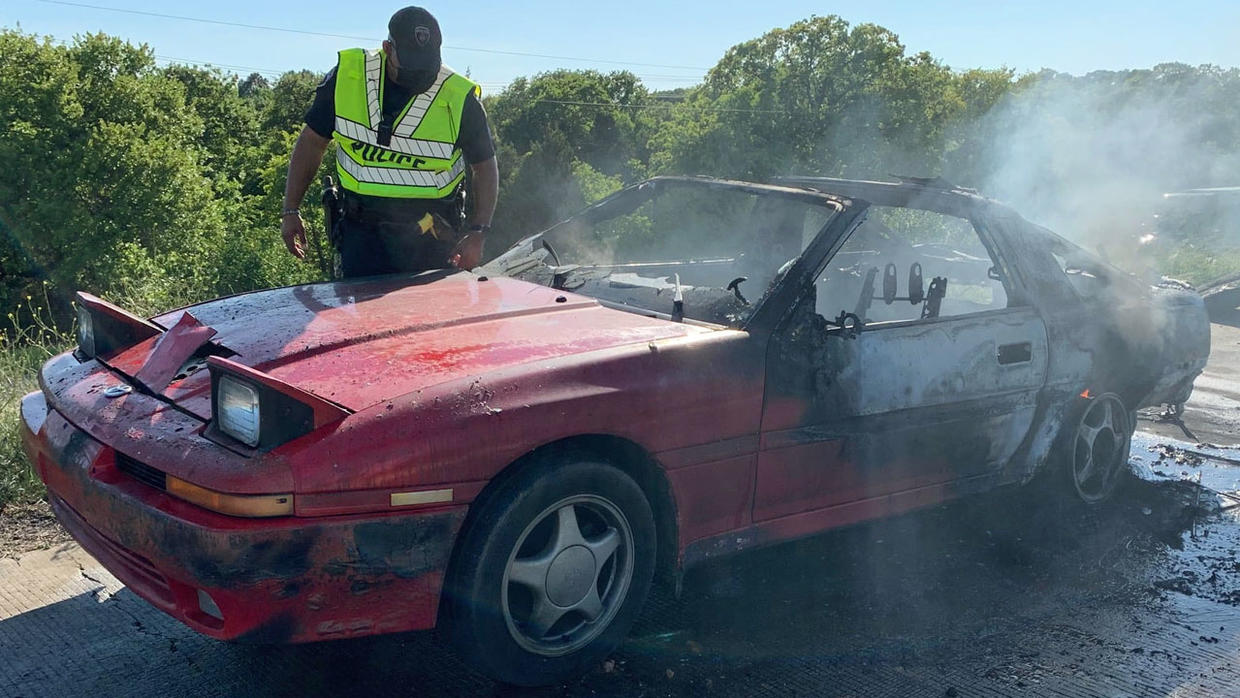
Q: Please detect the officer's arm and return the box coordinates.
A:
[467,156,498,228]
[282,126,332,214]
[448,156,498,270]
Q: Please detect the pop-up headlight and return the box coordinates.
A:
[74,292,162,359]
[207,357,351,453]
[216,376,261,447]
[75,304,96,357]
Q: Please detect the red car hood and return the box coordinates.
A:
[107,273,704,419]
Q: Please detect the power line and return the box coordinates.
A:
[528,98,792,115]
[32,0,712,72]
[40,36,705,86]
[155,56,284,78]
[49,39,286,79]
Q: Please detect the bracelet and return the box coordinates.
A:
[280,208,300,218]
[468,224,490,234]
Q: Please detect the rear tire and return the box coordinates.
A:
[1053,392,1135,504]
[442,457,656,686]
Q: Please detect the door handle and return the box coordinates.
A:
[997,342,1033,365]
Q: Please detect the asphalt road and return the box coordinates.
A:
[2,319,1239,697]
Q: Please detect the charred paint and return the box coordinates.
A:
[347,515,459,580]
[195,530,322,587]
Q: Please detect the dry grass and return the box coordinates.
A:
[1,283,71,509]
[1161,246,1240,288]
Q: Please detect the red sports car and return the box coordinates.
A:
[20,176,1210,685]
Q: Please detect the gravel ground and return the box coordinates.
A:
[0,501,69,560]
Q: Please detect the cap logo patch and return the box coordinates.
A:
[414,26,431,46]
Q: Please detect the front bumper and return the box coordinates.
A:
[19,390,466,644]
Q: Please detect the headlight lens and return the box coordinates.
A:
[217,376,260,447]
[76,304,95,357]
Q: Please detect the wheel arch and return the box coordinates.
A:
[444,434,680,599]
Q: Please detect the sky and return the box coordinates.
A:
[4,0,1240,92]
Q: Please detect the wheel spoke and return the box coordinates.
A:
[1099,402,1114,431]
[1080,422,1104,448]
[585,527,621,567]
[571,586,605,622]
[1076,434,1094,468]
[552,504,587,552]
[525,596,568,639]
[1077,452,1097,485]
[508,556,550,592]
[501,494,637,656]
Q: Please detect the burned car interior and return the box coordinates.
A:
[485,178,840,327]
[487,177,1014,338]
[809,206,1011,334]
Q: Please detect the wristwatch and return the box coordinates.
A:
[468,224,491,234]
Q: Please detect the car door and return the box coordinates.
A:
[753,204,1049,523]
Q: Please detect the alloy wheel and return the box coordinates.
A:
[501,494,635,657]
[1071,394,1131,503]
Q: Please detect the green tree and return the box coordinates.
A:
[651,16,1015,182]
[490,70,652,178]
[163,64,261,186]
[0,32,229,314]
[262,69,323,135]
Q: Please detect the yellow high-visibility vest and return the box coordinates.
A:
[332,48,480,198]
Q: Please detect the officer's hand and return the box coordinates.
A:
[449,233,485,271]
[281,214,308,260]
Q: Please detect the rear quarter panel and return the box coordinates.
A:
[984,209,1211,482]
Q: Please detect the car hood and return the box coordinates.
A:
[121,272,705,419]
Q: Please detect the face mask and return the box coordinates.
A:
[391,65,437,92]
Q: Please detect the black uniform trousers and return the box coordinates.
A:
[334,194,460,279]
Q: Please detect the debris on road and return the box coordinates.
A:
[1151,442,1205,466]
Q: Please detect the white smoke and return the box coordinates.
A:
[950,67,1240,261]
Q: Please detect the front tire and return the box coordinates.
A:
[442,458,656,686]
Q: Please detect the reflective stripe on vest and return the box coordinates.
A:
[332,48,480,199]
[337,154,466,189]
[333,116,454,159]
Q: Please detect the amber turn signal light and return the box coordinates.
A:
[166,476,293,518]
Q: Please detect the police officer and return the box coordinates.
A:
[280,6,497,276]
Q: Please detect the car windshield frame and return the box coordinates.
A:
[486,176,851,331]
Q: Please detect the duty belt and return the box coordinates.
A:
[341,194,437,225]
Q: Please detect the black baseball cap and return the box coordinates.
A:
[388,7,443,72]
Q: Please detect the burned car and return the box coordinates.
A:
[19,176,1209,685]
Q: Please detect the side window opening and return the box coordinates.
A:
[812,206,1011,327]
[1022,221,1141,299]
